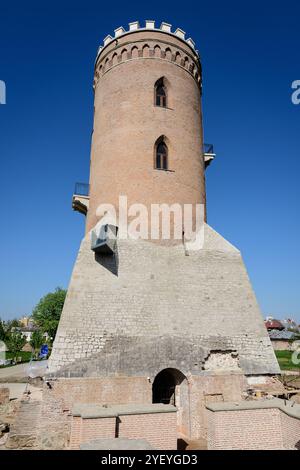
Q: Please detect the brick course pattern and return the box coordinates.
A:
[36,386,71,449]
[87,28,204,234]
[70,416,116,450]
[190,374,246,439]
[69,412,177,450]
[43,377,151,411]
[119,412,177,449]
[207,406,300,450]
[280,411,300,450]
[39,374,247,443]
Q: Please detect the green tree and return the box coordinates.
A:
[30,330,44,358]
[9,318,21,328]
[32,288,66,341]
[2,318,21,335]
[0,319,6,342]
[6,331,26,363]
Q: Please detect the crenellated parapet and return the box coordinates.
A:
[93,21,202,89]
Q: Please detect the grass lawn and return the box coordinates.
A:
[275,350,300,371]
[6,351,32,362]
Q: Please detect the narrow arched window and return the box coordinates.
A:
[155,139,168,170]
[155,78,167,107]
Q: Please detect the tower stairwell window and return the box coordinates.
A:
[155,137,168,170]
[155,78,167,107]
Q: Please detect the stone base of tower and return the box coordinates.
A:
[44,223,280,447]
[49,223,279,376]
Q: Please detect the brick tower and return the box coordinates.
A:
[48,21,279,443]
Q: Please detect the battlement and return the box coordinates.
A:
[96,21,198,61]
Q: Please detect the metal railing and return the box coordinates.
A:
[203,143,214,154]
[74,182,90,197]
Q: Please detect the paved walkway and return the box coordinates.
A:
[0,363,28,381]
[0,361,47,382]
[0,383,27,400]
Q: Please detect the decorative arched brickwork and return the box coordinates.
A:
[112,53,118,66]
[175,51,181,64]
[121,48,128,61]
[93,29,202,90]
[154,45,161,58]
[165,48,172,60]
[142,44,150,57]
[131,46,139,59]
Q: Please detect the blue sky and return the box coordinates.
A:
[0,0,299,321]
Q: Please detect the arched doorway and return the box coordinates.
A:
[152,368,190,437]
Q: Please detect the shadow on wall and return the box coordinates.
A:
[95,249,119,276]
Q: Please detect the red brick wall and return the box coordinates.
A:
[38,387,71,449]
[280,411,300,449]
[88,29,205,235]
[70,416,116,450]
[119,413,177,449]
[207,407,300,450]
[45,375,246,443]
[48,377,151,410]
[69,412,177,450]
[69,417,82,450]
[190,374,245,439]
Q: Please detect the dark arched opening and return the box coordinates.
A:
[152,368,186,406]
[154,136,168,170]
[155,77,167,107]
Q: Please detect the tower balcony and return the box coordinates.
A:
[72,182,90,215]
[203,143,216,169]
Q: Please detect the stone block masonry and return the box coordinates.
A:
[49,225,279,377]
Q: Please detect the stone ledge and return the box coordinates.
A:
[80,438,153,450]
[72,403,177,419]
[206,398,300,420]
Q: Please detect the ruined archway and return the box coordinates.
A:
[152,368,190,437]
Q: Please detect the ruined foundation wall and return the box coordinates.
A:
[207,402,300,450]
[41,373,247,442]
[190,373,246,439]
[42,377,152,410]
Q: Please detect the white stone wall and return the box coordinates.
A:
[48,224,280,376]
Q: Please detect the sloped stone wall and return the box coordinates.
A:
[49,226,279,376]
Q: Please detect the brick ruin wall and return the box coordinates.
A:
[70,412,177,450]
[207,407,300,450]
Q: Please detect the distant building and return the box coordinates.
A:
[19,316,37,329]
[268,329,295,351]
[12,325,48,343]
[280,318,299,332]
[19,316,30,327]
[264,318,284,331]
[18,327,37,342]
